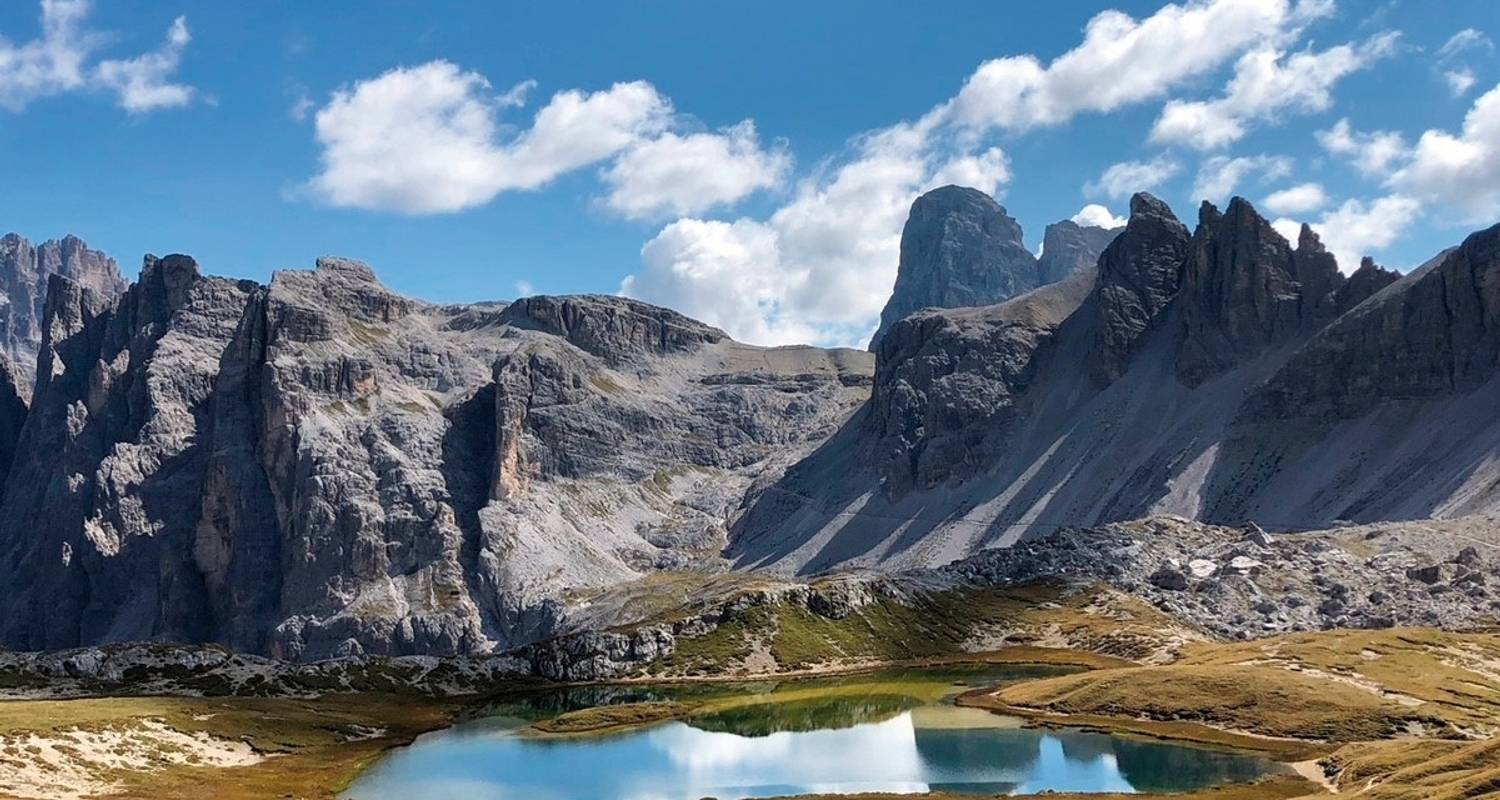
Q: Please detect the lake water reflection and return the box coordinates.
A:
[344,668,1282,800]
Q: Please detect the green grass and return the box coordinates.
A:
[652,581,1189,676]
[531,701,693,734]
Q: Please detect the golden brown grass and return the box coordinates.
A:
[1319,738,1500,799]
[770,775,1318,800]
[655,580,1198,676]
[0,694,456,800]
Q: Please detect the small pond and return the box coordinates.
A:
[343,665,1285,799]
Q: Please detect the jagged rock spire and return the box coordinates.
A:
[1088,192,1191,385]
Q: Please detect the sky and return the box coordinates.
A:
[0,0,1497,347]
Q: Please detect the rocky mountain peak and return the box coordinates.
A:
[1037,219,1122,285]
[1088,192,1192,385]
[1176,196,1306,386]
[868,185,1038,350]
[1333,256,1401,314]
[497,294,727,362]
[0,233,127,400]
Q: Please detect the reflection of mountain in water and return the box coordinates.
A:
[915,726,1042,774]
[1055,730,1121,762]
[688,694,920,736]
[1113,738,1281,792]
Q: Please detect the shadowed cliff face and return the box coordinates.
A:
[729,193,1498,576]
[0,234,128,401]
[867,185,1117,351]
[0,256,872,659]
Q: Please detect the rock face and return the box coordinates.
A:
[868,186,1118,350]
[731,194,1500,575]
[1088,193,1191,386]
[1037,219,1123,285]
[0,255,872,659]
[0,234,128,398]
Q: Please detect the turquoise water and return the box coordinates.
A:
[344,668,1283,799]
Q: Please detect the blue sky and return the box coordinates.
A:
[1,1,1497,346]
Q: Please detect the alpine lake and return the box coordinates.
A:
[342,664,1288,799]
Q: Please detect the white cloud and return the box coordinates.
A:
[94,16,194,113]
[945,0,1329,132]
[622,121,950,346]
[622,0,1343,347]
[1438,28,1493,60]
[1085,156,1182,199]
[1190,154,1292,202]
[0,0,195,113]
[1316,118,1408,176]
[1434,29,1491,100]
[1150,33,1400,150]
[1274,194,1421,273]
[305,61,672,214]
[926,147,1011,196]
[624,218,809,345]
[1444,68,1478,98]
[1071,204,1127,229]
[1392,82,1500,222]
[513,279,535,297]
[1262,182,1327,215]
[601,121,790,219]
[1444,68,1479,98]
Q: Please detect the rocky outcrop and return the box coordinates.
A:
[498,294,726,362]
[731,194,1500,575]
[869,187,1040,350]
[1246,222,1500,423]
[0,356,25,490]
[0,254,872,659]
[1176,199,1305,386]
[1037,219,1122,285]
[868,186,1120,351]
[1087,193,1191,385]
[0,234,128,398]
[870,268,1095,498]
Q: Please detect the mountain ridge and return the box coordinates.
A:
[0,188,1494,657]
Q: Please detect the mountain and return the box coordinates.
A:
[867,186,1119,350]
[0,190,1494,658]
[0,234,128,399]
[0,255,871,659]
[725,192,1500,575]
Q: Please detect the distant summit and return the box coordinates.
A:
[0,234,128,399]
[868,185,1119,350]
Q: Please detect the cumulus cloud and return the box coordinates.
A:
[1392,83,1500,221]
[0,0,196,113]
[94,16,194,113]
[1150,32,1400,150]
[1262,182,1328,215]
[1086,156,1182,199]
[1316,118,1408,176]
[623,0,1342,347]
[602,121,790,219]
[926,147,1011,196]
[1191,154,1292,202]
[1071,204,1127,229]
[305,61,793,217]
[945,0,1329,132]
[1272,194,1421,273]
[305,62,677,213]
[623,121,939,346]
